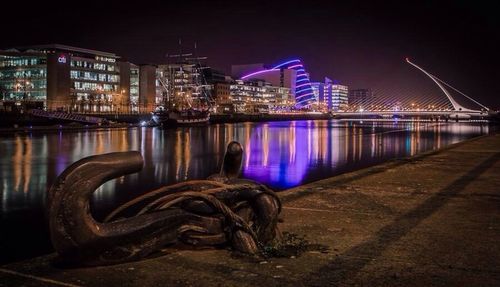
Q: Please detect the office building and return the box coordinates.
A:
[229,79,293,113]
[0,44,133,113]
[311,78,348,111]
[130,64,140,112]
[136,64,157,112]
[311,82,321,103]
[212,81,233,113]
[331,84,349,111]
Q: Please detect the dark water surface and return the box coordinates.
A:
[0,120,491,263]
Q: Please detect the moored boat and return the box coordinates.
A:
[152,107,210,126]
[150,42,212,127]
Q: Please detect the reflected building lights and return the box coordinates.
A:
[226,123,234,143]
[289,121,296,164]
[2,180,7,212]
[215,124,220,150]
[371,130,376,158]
[120,130,128,151]
[358,128,363,161]
[320,125,328,163]
[351,125,357,161]
[330,124,340,167]
[23,137,32,193]
[0,122,491,218]
[311,123,319,162]
[436,123,441,149]
[175,131,182,181]
[344,123,349,162]
[307,121,313,162]
[12,136,22,192]
[11,136,34,194]
[245,123,251,168]
[184,131,191,180]
[96,131,104,155]
[141,127,147,158]
[262,124,269,167]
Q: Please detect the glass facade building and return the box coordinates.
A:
[331,84,349,111]
[229,80,292,113]
[70,55,122,112]
[310,79,348,112]
[0,44,131,113]
[130,64,140,112]
[0,53,47,111]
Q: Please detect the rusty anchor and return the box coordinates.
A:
[47,141,281,266]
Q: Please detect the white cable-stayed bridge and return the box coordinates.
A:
[337,58,492,121]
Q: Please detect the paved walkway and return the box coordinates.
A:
[1,134,500,286]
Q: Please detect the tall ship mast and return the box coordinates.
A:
[152,41,211,126]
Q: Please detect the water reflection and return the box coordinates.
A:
[0,121,491,216]
[237,121,487,189]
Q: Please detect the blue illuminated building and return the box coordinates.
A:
[239,59,317,108]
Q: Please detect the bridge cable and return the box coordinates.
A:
[430,75,490,111]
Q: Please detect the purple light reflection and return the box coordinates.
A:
[242,122,310,189]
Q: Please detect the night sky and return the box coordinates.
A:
[2,0,498,108]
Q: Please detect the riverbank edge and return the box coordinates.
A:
[0,113,333,133]
[0,123,138,134]
[279,131,495,198]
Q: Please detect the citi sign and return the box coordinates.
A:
[58,55,67,64]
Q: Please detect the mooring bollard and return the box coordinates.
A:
[47,141,281,266]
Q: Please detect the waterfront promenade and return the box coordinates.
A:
[1,134,499,286]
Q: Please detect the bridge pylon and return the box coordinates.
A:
[405,58,476,112]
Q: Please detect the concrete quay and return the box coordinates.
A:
[1,134,499,286]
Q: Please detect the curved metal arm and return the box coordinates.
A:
[47,142,281,266]
[48,152,195,265]
[406,58,472,112]
[48,151,144,247]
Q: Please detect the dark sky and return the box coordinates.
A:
[2,0,499,108]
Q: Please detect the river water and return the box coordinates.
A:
[0,120,492,263]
